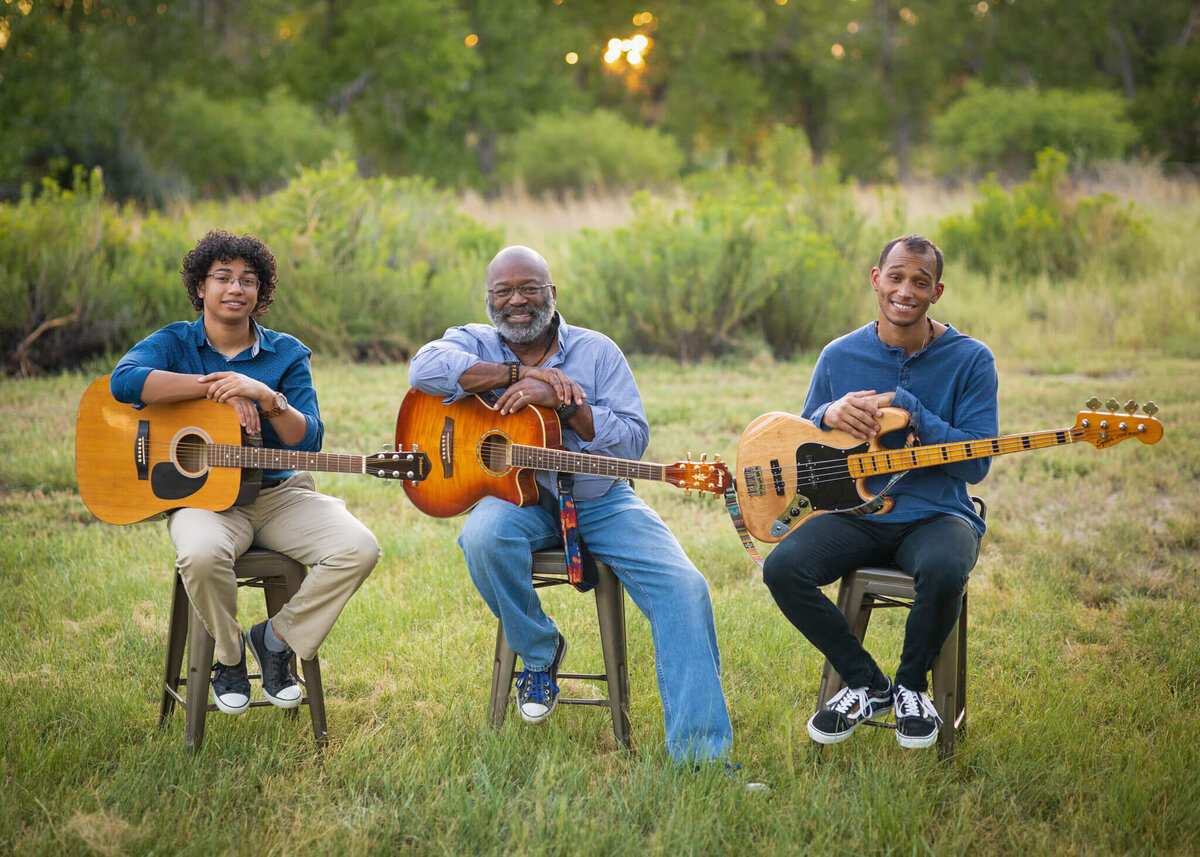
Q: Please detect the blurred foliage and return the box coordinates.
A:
[938,149,1154,280]
[932,84,1139,178]
[498,109,684,196]
[1,0,1197,201]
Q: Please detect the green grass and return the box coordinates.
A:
[2,346,1197,855]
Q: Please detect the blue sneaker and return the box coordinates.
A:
[210,638,250,716]
[515,634,566,724]
[246,620,302,710]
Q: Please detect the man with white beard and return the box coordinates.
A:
[408,245,738,769]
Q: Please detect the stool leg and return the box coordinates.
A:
[931,613,961,759]
[594,567,631,749]
[184,605,216,753]
[160,573,190,727]
[488,621,518,730]
[299,656,328,746]
[956,591,968,730]
[817,573,871,709]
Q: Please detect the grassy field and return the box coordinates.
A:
[2,179,1199,855]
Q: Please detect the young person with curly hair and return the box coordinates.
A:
[110,230,379,716]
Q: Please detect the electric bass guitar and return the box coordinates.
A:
[76,375,429,525]
[394,388,730,518]
[734,398,1163,543]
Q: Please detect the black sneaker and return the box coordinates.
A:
[893,684,941,749]
[245,621,302,710]
[211,640,250,716]
[807,676,893,744]
[515,633,567,724]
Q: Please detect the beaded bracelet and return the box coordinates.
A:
[506,361,521,386]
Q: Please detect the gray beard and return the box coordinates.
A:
[488,297,556,345]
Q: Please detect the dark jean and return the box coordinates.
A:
[762,512,980,693]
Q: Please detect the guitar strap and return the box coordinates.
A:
[536,474,599,592]
[724,426,922,568]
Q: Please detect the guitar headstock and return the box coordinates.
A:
[1073,398,1163,448]
[664,454,732,496]
[365,447,432,481]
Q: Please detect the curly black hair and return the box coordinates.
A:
[180,230,278,317]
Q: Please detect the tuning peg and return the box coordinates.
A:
[1124,399,1138,414]
[713,453,722,462]
[382,443,392,451]
[1143,401,1158,417]
[1105,398,1120,411]
[1086,397,1101,409]
[700,453,708,462]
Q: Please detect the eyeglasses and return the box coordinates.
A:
[206,273,260,289]
[487,283,552,300]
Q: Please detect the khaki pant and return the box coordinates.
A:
[169,472,380,664]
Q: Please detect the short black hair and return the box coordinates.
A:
[180,230,278,317]
[878,234,943,282]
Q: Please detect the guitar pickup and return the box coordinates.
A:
[769,459,785,496]
[743,465,765,497]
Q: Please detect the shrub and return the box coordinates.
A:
[497,109,683,196]
[933,83,1138,178]
[566,168,861,361]
[938,149,1153,279]
[141,84,353,197]
[0,168,180,375]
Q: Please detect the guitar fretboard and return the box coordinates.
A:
[849,427,1081,478]
[207,443,368,474]
[510,445,666,482]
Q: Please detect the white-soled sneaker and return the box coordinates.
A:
[807,677,893,744]
[893,684,941,749]
[211,640,250,716]
[245,621,302,709]
[515,634,566,724]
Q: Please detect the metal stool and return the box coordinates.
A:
[487,550,631,748]
[815,497,986,758]
[159,548,328,752]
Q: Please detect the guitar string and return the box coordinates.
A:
[737,427,1089,487]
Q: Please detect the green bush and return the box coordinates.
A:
[251,158,503,361]
[0,168,178,375]
[566,168,861,361]
[938,149,1153,279]
[497,109,684,196]
[933,83,1138,177]
[141,84,353,197]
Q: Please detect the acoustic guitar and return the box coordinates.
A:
[734,398,1163,543]
[394,388,730,518]
[76,375,429,525]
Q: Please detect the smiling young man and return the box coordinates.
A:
[761,234,998,749]
[110,230,379,718]
[407,245,738,768]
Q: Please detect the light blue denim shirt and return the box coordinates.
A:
[110,316,323,481]
[802,321,999,536]
[408,313,650,500]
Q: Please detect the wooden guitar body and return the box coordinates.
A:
[735,407,912,542]
[76,377,257,525]
[395,389,562,518]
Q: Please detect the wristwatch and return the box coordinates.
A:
[555,401,580,422]
[260,392,289,420]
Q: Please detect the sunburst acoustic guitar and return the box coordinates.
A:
[394,388,730,518]
[733,398,1163,543]
[76,375,429,525]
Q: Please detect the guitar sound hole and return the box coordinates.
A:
[479,434,512,476]
[174,431,209,476]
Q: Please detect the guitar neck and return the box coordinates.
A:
[510,445,666,482]
[850,426,1081,478]
[209,443,372,475]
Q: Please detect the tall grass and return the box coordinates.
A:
[2,173,1198,855]
[2,341,1198,854]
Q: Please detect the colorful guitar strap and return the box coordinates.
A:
[556,473,598,592]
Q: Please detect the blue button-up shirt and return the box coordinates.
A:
[408,313,650,500]
[803,322,999,536]
[110,317,323,481]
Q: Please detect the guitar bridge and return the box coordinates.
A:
[743,465,765,497]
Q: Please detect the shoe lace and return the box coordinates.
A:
[515,668,558,705]
[265,649,294,687]
[894,686,942,722]
[827,685,871,718]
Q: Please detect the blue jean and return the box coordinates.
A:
[457,481,733,763]
[762,513,979,693]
